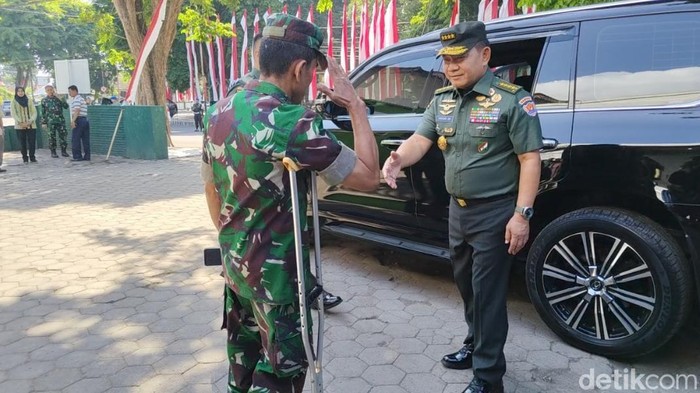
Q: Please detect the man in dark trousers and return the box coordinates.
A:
[192,100,204,132]
[41,84,70,158]
[68,85,90,161]
[382,21,543,393]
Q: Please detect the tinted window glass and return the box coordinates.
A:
[577,13,700,108]
[532,36,574,107]
[355,53,445,114]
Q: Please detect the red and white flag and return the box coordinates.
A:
[521,4,537,14]
[384,0,398,47]
[240,10,248,77]
[185,34,195,98]
[479,0,498,21]
[263,6,271,23]
[253,8,260,35]
[191,38,201,100]
[340,1,348,71]
[282,4,288,14]
[207,39,219,102]
[307,4,317,101]
[216,15,226,98]
[324,8,334,88]
[350,4,357,70]
[359,0,369,62]
[369,0,378,55]
[499,0,516,18]
[295,5,302,18]
[124,0,167,103]
[378,0,385,50]
[450,0,460,26]
[230,13,239,83]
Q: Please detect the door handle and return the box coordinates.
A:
[542,138,558,150]
[380,139,406,147]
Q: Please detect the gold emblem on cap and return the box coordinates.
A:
[437,46,469,56]
[437,136,448,151]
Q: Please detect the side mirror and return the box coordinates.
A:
[322,99,374,132]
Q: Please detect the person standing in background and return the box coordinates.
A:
[10,86,37,164]
[41,84,70,158]
[68,85,90,162]
[192,100,204,132]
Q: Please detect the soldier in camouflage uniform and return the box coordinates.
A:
[201,13,380,393]
[41,84,70,158]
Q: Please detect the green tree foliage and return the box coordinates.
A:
[0,0,117,91]
[519,0,615,11]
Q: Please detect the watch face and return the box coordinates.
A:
[523,207,534,220]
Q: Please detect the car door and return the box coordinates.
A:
[413,25,578,246]
[319,43,446,240]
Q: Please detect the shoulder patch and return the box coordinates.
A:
[434,86,455,95]
[495,80,522,94]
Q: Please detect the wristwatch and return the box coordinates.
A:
[515,206,534,221]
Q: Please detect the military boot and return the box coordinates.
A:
[51,149,59,158]
[61,148,69,157]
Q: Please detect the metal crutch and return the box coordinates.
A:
[282,157,325,393]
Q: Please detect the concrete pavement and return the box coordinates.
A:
[1,142,698,393]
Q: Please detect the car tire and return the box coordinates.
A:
[526,207,692,358]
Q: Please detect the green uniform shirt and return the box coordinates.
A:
[202,80,356,304]
[40,96,68,125]
[416,70,543,199]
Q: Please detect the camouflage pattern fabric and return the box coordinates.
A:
[202,79,343,305]
[204,69,261,131]
[224,286,308,393]
[41,96,69,150]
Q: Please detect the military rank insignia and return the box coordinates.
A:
[477,140,489,153]
[439,99,457,115]
[437,136,448,151]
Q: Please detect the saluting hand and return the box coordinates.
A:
[505,214,529,255]
[382,151,402,189]
[317,56,360,109]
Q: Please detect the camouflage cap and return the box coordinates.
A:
[437,21,488,57]
[263,13,328,70]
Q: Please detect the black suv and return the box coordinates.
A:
[319,0,700,358]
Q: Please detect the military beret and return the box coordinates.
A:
[437,21,488,57]
[263,13,328,70]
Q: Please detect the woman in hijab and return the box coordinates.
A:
[11,86,38,163]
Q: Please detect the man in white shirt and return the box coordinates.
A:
[68,85,90,161]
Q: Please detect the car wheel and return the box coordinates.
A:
[526,207,692,358]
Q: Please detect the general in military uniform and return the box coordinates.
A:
[40,84,70,158]
[382,21,543,393]
[201,13,379,393]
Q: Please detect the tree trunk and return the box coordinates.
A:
[112,0,185,107]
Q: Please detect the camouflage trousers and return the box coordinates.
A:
[46,122,68,150]
[223,286,309,393]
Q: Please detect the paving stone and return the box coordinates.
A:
[400,372,446,393]
[388,338,427,354]
[394,354,435,374]
[362,365,405,385]
[358,347,399,365]
[33,367,83,391]
[325,357,368,378]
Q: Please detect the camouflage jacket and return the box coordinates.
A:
[202,80,356,304]
[41,96,68,125]
[227,69,260,97]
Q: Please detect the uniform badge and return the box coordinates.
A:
[439,99,457,115]
[437,136,448,151]
[477,140,489,153]
[476,95,487,102]
[519,96,538,117]
[442,127,455,136]
[491,94,502,103]
[488,88,496,96]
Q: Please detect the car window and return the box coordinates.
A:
[532,35,575,107]
[489,37,546,94]
[576,12,700,108]
[354,51,445,114]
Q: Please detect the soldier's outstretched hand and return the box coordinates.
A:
[317,55,360,109]
[382,151,402,189]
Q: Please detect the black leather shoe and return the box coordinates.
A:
[441,344,474,369]
[462,377,504,393]
[311,291,343,310]
[61,149,69,157]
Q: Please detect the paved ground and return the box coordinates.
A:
[1,137,699,393]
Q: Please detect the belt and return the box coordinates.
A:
[452,192,515,208]
[76,116,87,119]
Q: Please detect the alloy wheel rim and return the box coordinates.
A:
[541,231,656,341]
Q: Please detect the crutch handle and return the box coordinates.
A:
[282,157,301,172]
